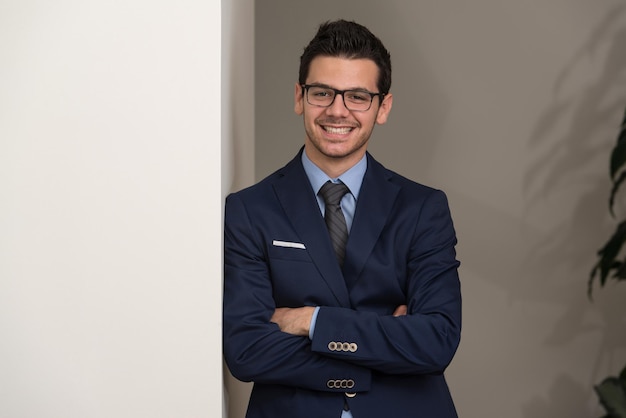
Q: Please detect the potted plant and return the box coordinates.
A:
[589,107,626,417]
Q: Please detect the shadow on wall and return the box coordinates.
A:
[522,5,626,416]
[364,1,450,181]
[522,374,597,418]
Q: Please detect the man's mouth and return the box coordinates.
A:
[322,126,353,134]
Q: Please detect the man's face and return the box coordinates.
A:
[295,56,393,173]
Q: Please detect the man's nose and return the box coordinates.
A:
[326,93,350,116]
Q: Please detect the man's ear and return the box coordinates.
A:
[376,93,393,125]
[294,83,304,115]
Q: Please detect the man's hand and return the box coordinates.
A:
[271,306,316,337]
[393,304,408,317]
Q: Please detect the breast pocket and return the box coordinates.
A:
[267,241,330,306]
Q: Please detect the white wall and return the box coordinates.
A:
[252,1,626,417]
[0,1,223,417]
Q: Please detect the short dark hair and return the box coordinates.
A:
[299,20,392,95]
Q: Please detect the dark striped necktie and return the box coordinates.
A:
[318,181,350,267]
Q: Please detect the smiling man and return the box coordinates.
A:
[223,20,462,418]
[296,55,391,178]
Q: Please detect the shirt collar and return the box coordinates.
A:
[301,149,367,199]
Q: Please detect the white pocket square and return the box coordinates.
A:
[272,240,306,250]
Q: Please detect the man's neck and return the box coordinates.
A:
[303,146,366,179]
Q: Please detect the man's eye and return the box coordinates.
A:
[346,92,369,102]
[312,90,332,97]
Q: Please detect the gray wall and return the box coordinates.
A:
[223,2,255,417]
[252,1,626,417]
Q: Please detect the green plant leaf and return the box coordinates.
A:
[610,136,626,181]
[610,171,626,216]
[614,260,626,279]
[589,221,626,296]
[610,108,626,180]
[594,376,626,417]
[597,222,626,275]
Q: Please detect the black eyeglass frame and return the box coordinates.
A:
[300,84,386,112]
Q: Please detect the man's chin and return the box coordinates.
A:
[319,145,352,159]
[321,145,367,161]
[306,136,367,161]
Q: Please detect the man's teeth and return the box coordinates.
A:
[324,126,352,134]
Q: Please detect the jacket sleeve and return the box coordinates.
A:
[310,189,462,375]
[223,193,371,392]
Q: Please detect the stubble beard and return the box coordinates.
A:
[304,117,372,161]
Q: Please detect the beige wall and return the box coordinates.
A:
[247,1,626,417]
[0,1,223,417]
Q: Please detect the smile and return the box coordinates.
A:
[323,126,353,134]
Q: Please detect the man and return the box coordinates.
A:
[223,19,461,418]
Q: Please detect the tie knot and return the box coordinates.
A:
[318,181,350,206]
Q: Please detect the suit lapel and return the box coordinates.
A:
[272,151,351,306]
[343,154,400,288]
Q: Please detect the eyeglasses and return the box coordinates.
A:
[301,84,385,112]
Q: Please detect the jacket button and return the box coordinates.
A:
[345,392,356,398]
[349,343,358,352]
[328,341,337,351]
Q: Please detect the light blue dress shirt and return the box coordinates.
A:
[301,150,367,418]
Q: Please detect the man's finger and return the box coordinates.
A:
[393,304,408,317]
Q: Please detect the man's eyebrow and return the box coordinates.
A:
[305,83,333,89]
[306,83,373,92]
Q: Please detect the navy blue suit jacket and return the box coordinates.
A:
[223,150,461,418]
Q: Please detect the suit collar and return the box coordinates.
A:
[343,153,400,287]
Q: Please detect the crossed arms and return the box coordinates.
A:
[271,305,407,337]
[223,188,461,392]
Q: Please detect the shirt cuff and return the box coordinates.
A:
[308,306,320,340]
